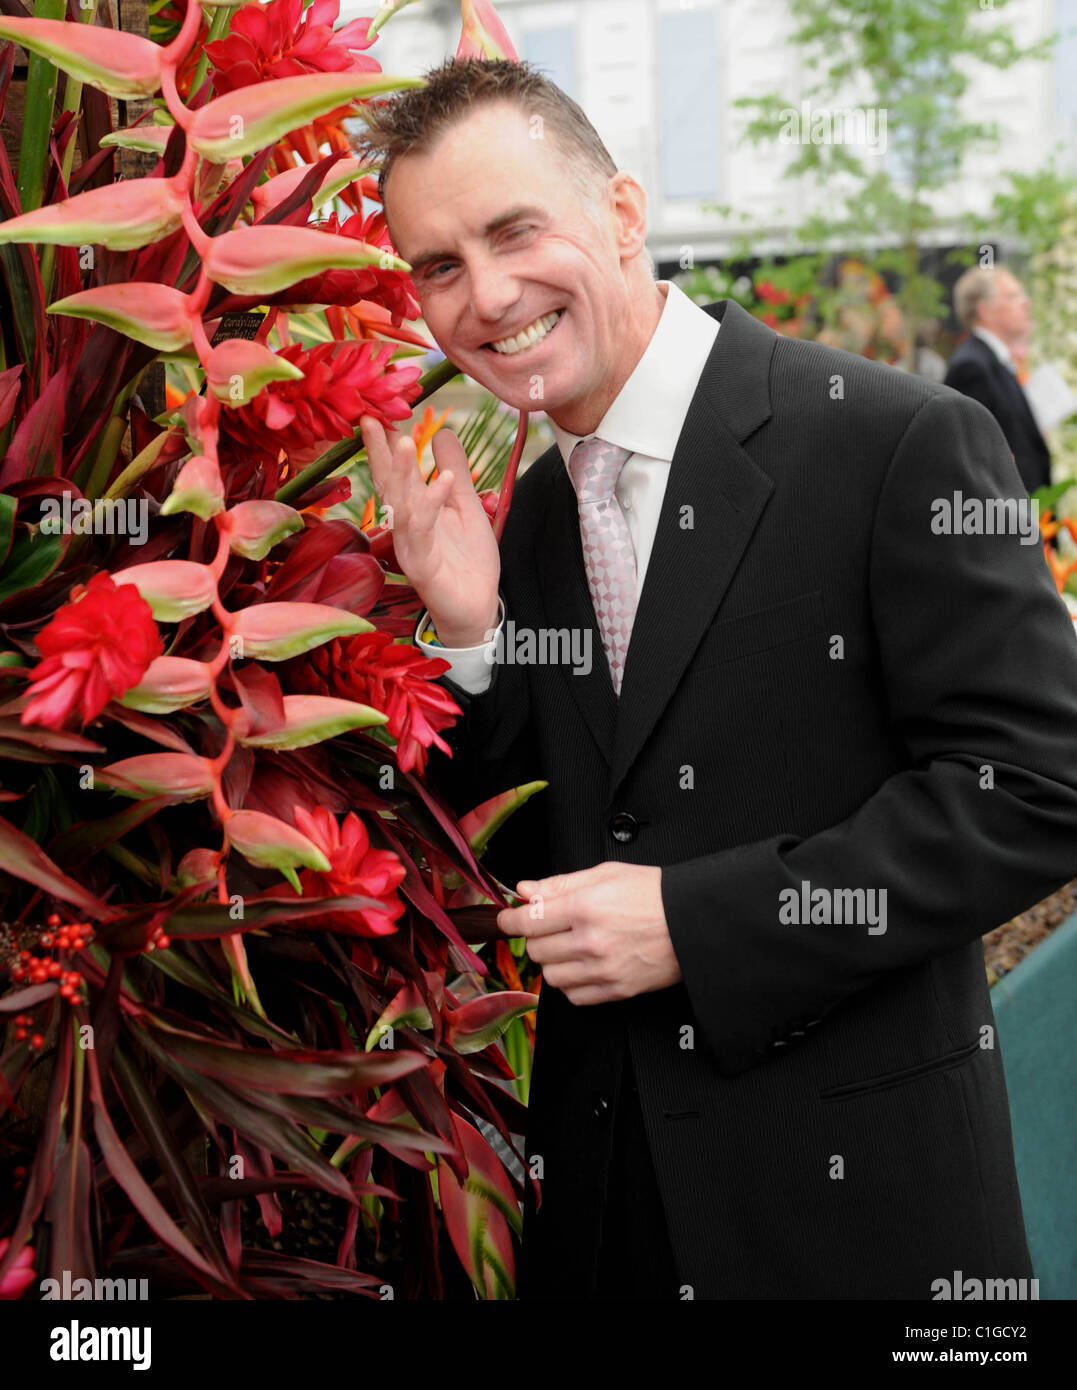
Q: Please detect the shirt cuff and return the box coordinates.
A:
[414,599,504,695]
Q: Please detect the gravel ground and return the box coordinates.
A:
[983,878,1077,984]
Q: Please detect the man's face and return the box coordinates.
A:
[383,101,642,424]
[978,271,1031,346]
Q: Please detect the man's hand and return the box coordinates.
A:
[496,863,682,1005]
[359,414,500,646]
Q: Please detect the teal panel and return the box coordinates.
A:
[992,910,1077,1298]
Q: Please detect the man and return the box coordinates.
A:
[356,59,1077,1299]
[944,265,1051,494]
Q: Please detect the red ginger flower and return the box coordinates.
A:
[291,805,407,937]
[267,209,421,327]
[221,339,422,465]
[297,631,461,775]
[21,572,163,731]
[206,0,380,95]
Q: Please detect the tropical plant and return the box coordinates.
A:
[0,0,539,1301]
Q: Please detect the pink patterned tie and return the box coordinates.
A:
[568,436,638,694]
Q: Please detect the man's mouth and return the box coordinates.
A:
[482,308,565,357]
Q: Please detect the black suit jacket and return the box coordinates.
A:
[426,299,1077,1298]
[944,332,1051,494]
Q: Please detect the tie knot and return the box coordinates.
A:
[569,436,632,505]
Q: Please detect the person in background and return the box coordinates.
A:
[945,266,1050,494]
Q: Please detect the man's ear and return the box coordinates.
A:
[608,171,648,264]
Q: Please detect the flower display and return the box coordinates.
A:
[0,0,535,1303]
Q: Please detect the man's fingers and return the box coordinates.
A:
[430,426,475,497]
[497,891,578,937]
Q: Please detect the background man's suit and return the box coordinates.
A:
[944,330,1051,494]
[425,298,1077,1298]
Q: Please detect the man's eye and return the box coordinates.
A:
[504,225,532,241]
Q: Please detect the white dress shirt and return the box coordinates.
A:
[413,279,721,693]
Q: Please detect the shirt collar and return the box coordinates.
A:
[547,279,721,471]
[972,325,1016,371]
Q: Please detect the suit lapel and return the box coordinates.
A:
[532,299,779,794]
[609,302,777,799]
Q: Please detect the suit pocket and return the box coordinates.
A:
[687,588,827,671]
[819,1038,982,1101]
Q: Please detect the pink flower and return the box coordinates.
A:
[0,1239,35,1300]
[22,572,163,731]
[220,339,422,465]
[206,0,380,94]
[291,806,407,937]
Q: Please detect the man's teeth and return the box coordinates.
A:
[489,310,562,356]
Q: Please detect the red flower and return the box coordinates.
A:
[220,339,422,465]
[0,1238,35,1300]
[206,0,380,95]
[21,573,163,731]
[291,805,407,936]
[297,631,461,775]
[267,209,421,327]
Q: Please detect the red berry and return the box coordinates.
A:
[11,967,25,982]
[157,935,171,949]
[30,1034,44,1049]
[40,933,53,947]
[14,1027,27,1040]
[46,913,60,927]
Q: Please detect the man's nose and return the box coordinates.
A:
[468,252,523,324]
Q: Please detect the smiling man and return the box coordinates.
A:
[355,59,1077,1301]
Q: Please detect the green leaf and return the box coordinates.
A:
[0,527,65,605]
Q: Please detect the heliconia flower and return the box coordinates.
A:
[229,602,373,661]
[120,656,215,714]
[22,572,163,732]
[206,0,382,95]
[225,500,305,560]
[456,0,519,61]
[100,124,174,154]
[203,223,409,297]
[47,283,194,352]
[113,560,217,623]
[225,807,332,892]
[0,17,163,99]
[98,753,216,801]
[220,339,422,465]
[160,455,225,522]
[0,177,185,252]
[175,847,221,889]
[264,209,420,325]
[190,70,423,163]
[295,630,461,775]
[0,1238,36,1300]
[289,805,407,936]
[444,991,539,1055]
[237,693,387,749]
[205,340,305,408]
[251,156,373,221]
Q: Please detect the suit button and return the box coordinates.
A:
[608,812,638,843]
[591,1093,611,1119]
